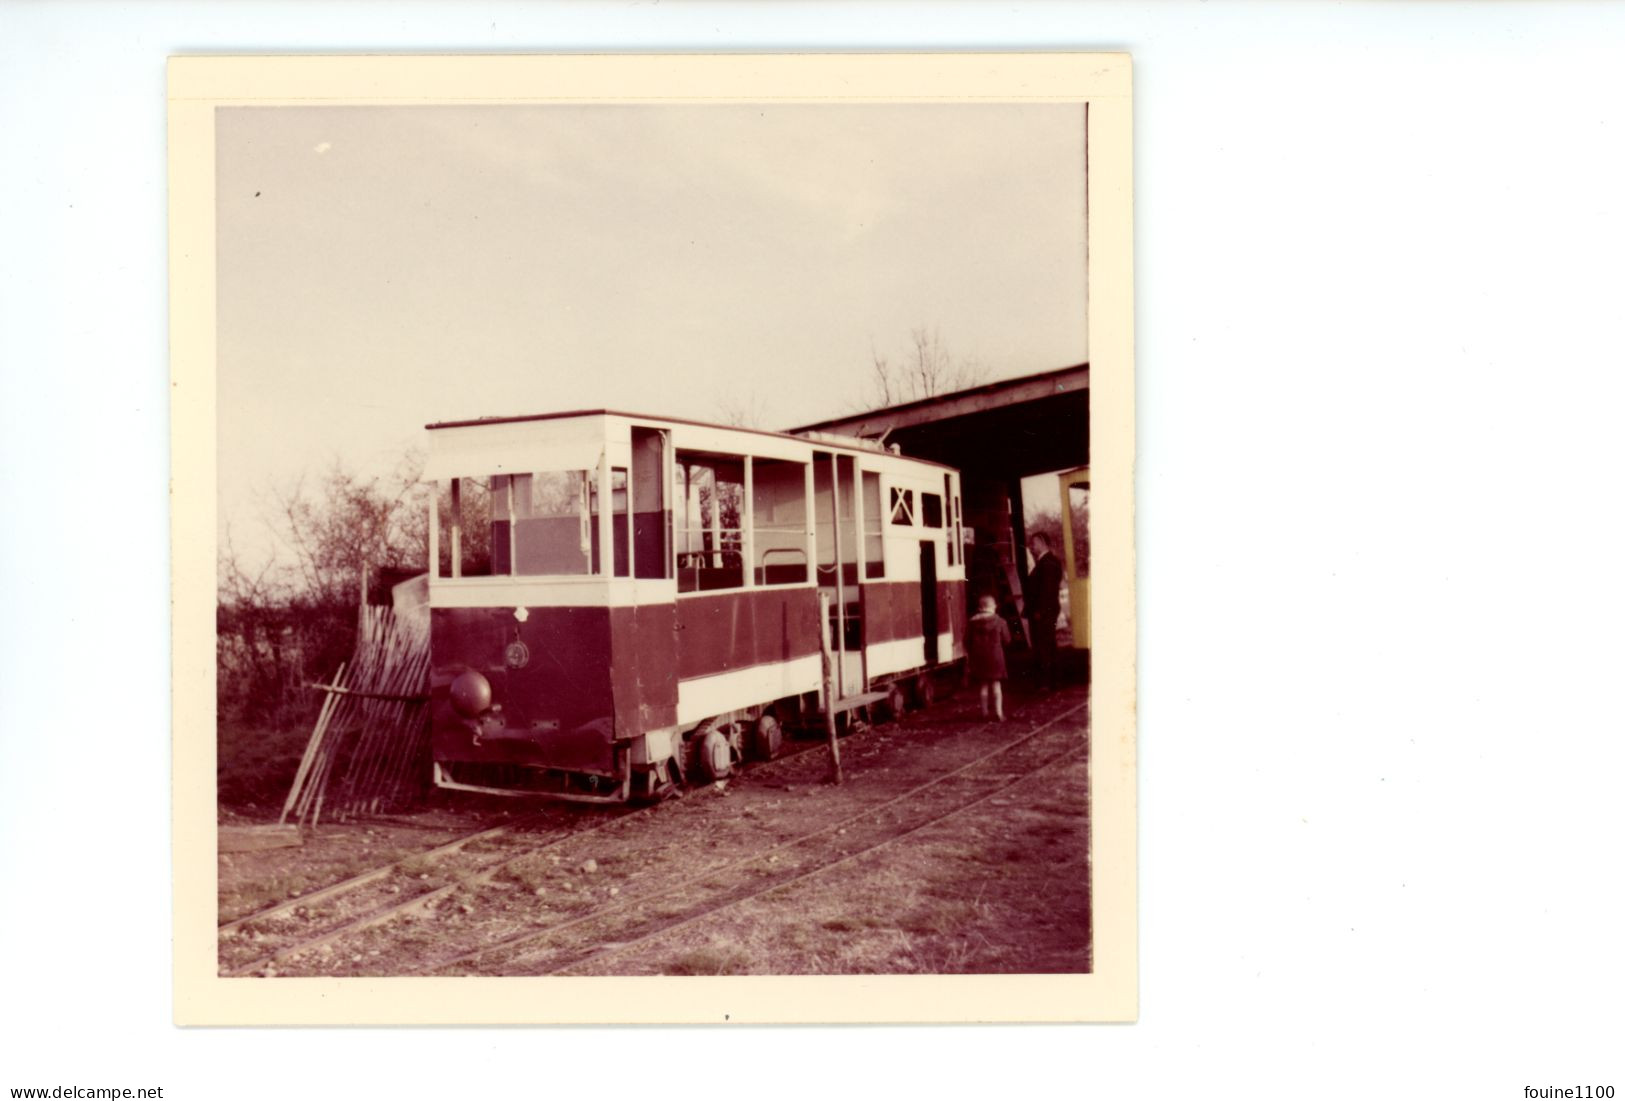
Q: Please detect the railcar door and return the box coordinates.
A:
[919,540,939,665]
[813,451,865,698]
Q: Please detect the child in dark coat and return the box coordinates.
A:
[967,593,1011,721]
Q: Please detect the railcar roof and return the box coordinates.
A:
[424,408,960,472]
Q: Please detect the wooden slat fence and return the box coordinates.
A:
[280,605,432,826]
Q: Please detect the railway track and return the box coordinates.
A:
[551,741,1080,976]
[418,697,1087,977]
[219,810,631,976]
[219,811,555,934]
[224,690,1087,978]
[220,719,886,977]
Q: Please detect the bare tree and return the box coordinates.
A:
[716,390,770,430]
[271,452,430,607]
[869,339,899,407]
[864,327,989,410]
[217,522,299,723]
[218,450,431,726]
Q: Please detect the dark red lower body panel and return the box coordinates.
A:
[862,578,968,655]
[429,578,961,783]
[430,603,678,776]
[673,587,822,681]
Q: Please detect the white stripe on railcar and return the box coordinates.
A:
[429,577,676,609]
[864,633,957,680]
[675,654,823,726]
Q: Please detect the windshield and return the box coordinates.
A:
[438,468,628,579]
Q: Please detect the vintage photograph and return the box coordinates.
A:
[173,54,1135,1023]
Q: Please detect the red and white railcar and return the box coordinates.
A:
[424,410,967,801]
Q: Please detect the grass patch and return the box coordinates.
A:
[663,948,750,976]
[396,854,440,878]
[221,872,326,920]
[896,900,984,937]
[218,721,310,814]
[502,855,554,893]
[953,842,1032,868]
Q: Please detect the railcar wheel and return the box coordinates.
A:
[695,724,733,782]
[749,714,782,761]
[882,682,908,721]
[688,716,741,782]
[913,672,937,709]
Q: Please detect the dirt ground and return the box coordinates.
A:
[565,753,1089,976]
[218,664,1090,977]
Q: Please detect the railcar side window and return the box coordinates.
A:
[890,486,914,525]
[675,452,745,593]
[814,453,860,588]
[752,458,808,585]
[835,455,858,586]
[861,471,884,579]
[920,492,943,529]
[436,483,454,577]
[630,427,670,580]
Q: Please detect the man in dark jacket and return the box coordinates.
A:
[1026,533,1064,691]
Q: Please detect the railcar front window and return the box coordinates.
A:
[438,470,602,578]
[512,470,593,576]
[437,476,508,578]
[589,468,630,578]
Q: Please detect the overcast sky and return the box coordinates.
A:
[217,104,1088,553]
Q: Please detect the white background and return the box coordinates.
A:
[3,4,1623,1099]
